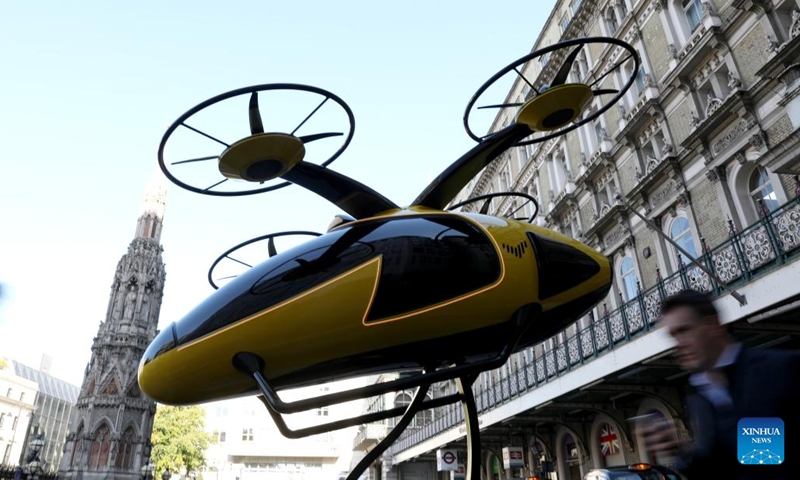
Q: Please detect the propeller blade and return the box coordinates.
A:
[249,92,264,135]
[477,103,524,110]
[297,132,343,143]
[268,236,277,258]
[480,199,491,215]
[593,89,619,95]
[551,44,584,87]
[171,155,219,166]
[216,275,239,282]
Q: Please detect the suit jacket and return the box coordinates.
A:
[677,346,800,480]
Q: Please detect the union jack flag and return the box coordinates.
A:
[600,422,620,456]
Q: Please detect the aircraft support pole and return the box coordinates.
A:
[456,374,481,480]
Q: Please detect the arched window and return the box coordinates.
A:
[563,434,581,479]
[70,424,85,468]
[88,423,111,470]
[393,392,432,427]
[669,216,698,266]
[115,426,136,470]
[749,166,780,215]
[620,257,639,301]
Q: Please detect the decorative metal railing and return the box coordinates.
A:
[389,194,800,455]
[0,465,58,480]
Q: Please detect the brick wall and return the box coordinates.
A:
[667,98,694,146]
[766,113,793,148]
[642,13,670,81]
[731,23,767,89]
[690,177,729,247]
[580,199,595,231]
[779,173,799,199]
[617,154,638,194]
[604,77,621,137]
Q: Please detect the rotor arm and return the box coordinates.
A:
[411,122,533,211]
[282,162,400,219]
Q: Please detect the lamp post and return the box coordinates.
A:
[25,434,45,480]
[141,460,155,480]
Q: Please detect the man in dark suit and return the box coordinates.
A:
[643,289,799,479]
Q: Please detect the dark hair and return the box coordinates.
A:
[661,289,718,319]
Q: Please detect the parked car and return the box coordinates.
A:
[584,463,684,480]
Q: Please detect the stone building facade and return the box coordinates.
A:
[454,0,800,355]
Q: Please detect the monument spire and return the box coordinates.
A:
[59,176,167,480]
[135,168,168,242]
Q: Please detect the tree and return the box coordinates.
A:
[150,405,215,478]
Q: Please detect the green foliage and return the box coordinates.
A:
[150,405,215,478]
[0,358,8,370]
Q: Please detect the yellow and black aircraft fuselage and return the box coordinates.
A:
[139,207,611,405]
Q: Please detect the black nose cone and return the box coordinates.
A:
[527,232,600,299]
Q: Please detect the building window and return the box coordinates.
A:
[540,49,551,68]
[0,413,4,428]
[683,0,703,33]
[215,431,226,442]
[593,119,604,146]
[499,167,511,191]
[6,388,11,397]
[114,427,136,470]
[561,13,571,32]
[605,7,619,34]
[561,156,572,184]
[669,216,698,266]
[617,0,628,17]
[88,424,111,470]
[317,407,329,416]
[242,428,254,441]
[571,0,583,15]
[619,256,639,301]
[525,182,540,220]
[749,166,780,215]
[634,68,646,95]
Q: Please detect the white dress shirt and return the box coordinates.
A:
[688,342,742,408]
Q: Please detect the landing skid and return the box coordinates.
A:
[232,304,536,480]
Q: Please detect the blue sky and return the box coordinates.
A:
[0,1,556,386]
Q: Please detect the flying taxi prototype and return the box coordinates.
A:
[139,37,639,480]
